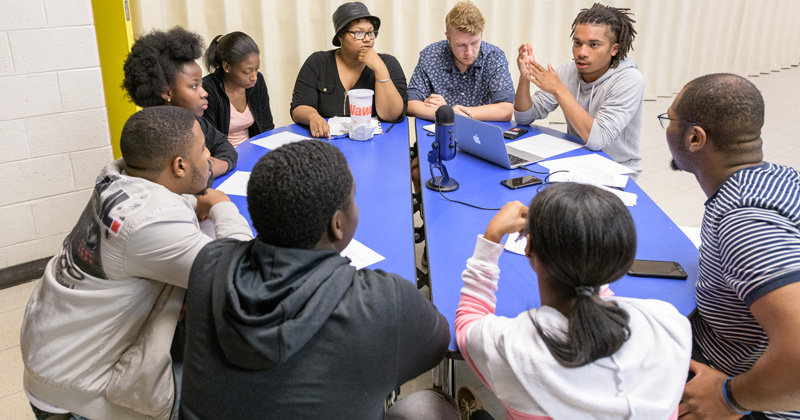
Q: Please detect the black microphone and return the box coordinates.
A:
[426,105,459,192]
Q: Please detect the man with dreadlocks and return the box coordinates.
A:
[514,3,644,177]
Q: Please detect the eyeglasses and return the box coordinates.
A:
[657,112,699,129]
[346,30,379,40]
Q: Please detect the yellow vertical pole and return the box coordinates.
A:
[91,0,139,159]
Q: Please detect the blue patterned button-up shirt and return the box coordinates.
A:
[407,40,515,106]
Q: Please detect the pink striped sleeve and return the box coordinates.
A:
[457,295,557,420]
[455,293,494,388]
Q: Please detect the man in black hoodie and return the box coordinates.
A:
[180,140,450,419]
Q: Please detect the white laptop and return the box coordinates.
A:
[452,115,544,169]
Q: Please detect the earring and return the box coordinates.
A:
[167,98,171,102]
[225,69,229,73]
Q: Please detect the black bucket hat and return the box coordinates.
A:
[332,2,381,47]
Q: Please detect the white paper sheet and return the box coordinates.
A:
[680,226,702,250]
[548,170,629,189]
[597,184,638,206]
[341,238,385,269]
[504,232,528,255]
[251,131,311,150]
[507,133,583,159]
[216,171,251,196]
[328,116,383,137]
[539,153,636,175]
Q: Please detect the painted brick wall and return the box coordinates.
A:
[0,0,112,268]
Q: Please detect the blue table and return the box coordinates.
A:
[416,120,699,353]
[212,119,416,282]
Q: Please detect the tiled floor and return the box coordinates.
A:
[638,65,800,229]
[0,280,37,419]
[1,66,798,419]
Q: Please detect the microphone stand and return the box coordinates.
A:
[426,143,459,192]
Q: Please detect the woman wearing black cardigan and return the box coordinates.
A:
[203,32,274,146]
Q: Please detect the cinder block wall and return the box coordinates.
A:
[0,0,112,268]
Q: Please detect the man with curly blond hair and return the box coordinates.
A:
[406,1,514,122]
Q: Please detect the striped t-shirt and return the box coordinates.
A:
[692,162,800,419]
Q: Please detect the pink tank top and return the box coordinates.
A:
[228,102,254,147]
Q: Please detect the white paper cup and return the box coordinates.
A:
[348,89,374,141]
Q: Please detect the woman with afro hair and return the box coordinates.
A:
[123,26,237,178]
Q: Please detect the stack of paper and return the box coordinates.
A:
[539,154,635,175]
[540,154,637,206]
[548,170,628,189]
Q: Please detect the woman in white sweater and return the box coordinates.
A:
[454,183,692,420]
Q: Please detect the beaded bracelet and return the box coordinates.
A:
[723,376,752,415]
[376,78,391,83]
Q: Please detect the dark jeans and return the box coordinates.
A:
[471,409,497,420]
[30,404,90,420]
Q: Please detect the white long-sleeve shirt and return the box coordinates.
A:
[455,235,692,420]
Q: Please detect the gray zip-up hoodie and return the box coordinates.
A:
[515,58,644,174]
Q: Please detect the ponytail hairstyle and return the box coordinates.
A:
[571,3,637,68]
[527,183,636,367]
[204,31,260,74]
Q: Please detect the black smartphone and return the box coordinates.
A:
[503,127,529,139]
[500,175,543,189]
[628,260,688,280]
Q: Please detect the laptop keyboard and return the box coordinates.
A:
[508,153,530,166]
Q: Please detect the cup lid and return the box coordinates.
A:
[347,88,374,98]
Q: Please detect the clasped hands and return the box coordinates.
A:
[517,42,564,96]
[195,188,231,222]
[422,94,473,118]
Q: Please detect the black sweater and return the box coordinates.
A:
[197,117,237,177]
[202,70,275,138]
[290,49,408,123]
